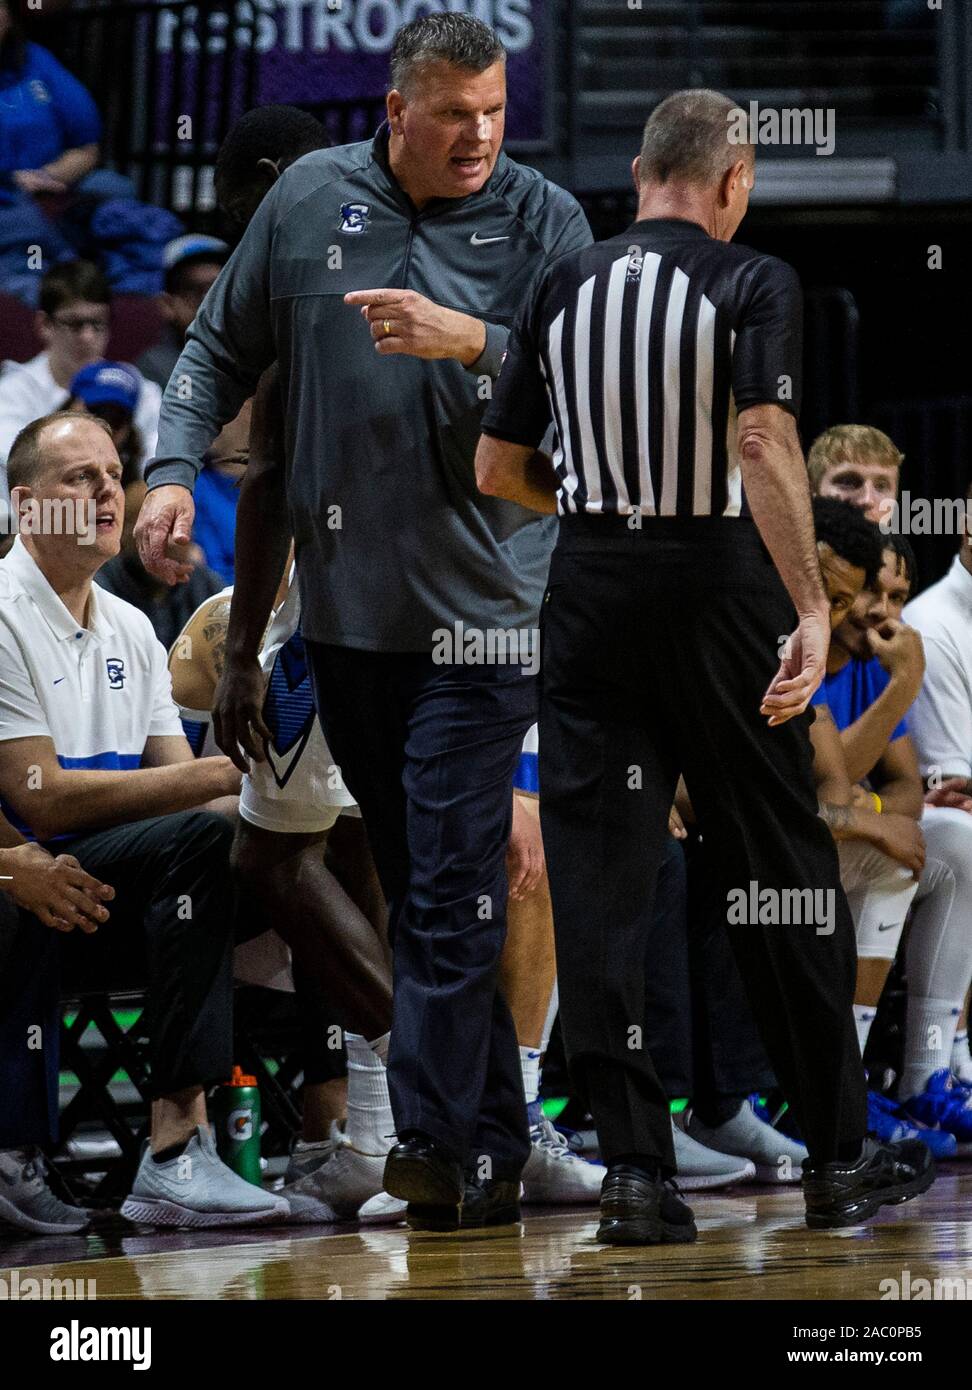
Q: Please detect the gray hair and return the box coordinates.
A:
[389,13,506,96]
[638,89,753,187]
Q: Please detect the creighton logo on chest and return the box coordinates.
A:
[339,202,371,235]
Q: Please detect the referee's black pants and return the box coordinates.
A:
[306,644,534,1178]
[539,516,866,1171]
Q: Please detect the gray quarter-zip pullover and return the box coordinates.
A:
[146,127,592,650]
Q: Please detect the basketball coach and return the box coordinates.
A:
[134,15,591,1229]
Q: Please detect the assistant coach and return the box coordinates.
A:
[134,15,591,1228]
[476,88,934,1244]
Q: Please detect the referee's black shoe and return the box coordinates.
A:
[383,1134,464,1232]
[802,1137,935,1229]
[596,1165,698,1246]
[460,1175,522,1228]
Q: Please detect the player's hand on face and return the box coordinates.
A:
[760,610,830,726]
[507,794,545,901]
[867,619,925,688]
[344,288,479,363]
[212,656,271,774]
[5,844,114,932]
[134,485,196,585]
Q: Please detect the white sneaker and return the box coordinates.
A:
[283,1142,387,1223]
[522,1114,606,1204]
[120,1126,290,1228]
[283,1120,348,1184]
[357,1189,408,1226]
[0,1148,91,1235]
[672,1120,755,1190]
[686,1100,807,1183]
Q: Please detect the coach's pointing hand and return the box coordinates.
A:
[345,288,487,366]
[760,609,830,727]
[134,484,196,585]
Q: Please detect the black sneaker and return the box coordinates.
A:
[802,1137,935,1229]
[596,1165,697,1246]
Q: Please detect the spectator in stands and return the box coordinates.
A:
[136,235,229,392]
[191,402,248,586]
[0,0,134,303]
[903,475,972,1082]
[0,410,288,1232]
[0,261,161,501]
[64,360,145,478]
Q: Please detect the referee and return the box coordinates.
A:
[134,15,591,1228]
[476,89,933,1242]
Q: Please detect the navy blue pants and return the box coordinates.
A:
[306,644,536,1178]
[0,898,59,1147]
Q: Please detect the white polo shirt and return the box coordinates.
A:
[0,538,183,836]
[903,553,972,782]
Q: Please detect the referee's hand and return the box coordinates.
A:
[760,610,830,727]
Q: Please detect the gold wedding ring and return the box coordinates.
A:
[383,318,392,337]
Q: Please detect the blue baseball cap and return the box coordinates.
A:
[69,361,140,413]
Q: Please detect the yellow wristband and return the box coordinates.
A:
[869,791,883,814]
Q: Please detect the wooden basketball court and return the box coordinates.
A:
[4,1168,971,1302]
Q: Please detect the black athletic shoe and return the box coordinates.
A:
[802,1137,935,1229]
[460,1177,522,1228]
[383,1135,464,1232]
[596,1165,698,1246]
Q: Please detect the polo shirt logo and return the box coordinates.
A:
[106,658,126,690]
[339,202,370,235]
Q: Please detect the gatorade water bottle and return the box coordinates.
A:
[213,1066,262,1185]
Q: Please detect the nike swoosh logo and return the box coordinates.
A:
[877,921,899,931]
[53,677,66,686]
[470,233,510,246]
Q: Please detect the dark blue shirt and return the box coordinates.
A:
[0,43,101,175]
[812,655,909,741]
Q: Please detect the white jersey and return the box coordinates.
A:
[177,574,357,836]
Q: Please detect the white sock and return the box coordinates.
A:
[540,982,559,1053]
[951,1029,972,1081]
[520,1046,542,1107]
[345,1033,394,1155]
[853,1004,877,1058]
[900,998,962,1099]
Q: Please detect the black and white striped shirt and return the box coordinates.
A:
[481,218,803,519]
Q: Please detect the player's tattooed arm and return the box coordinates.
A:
[819,801,853,835]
